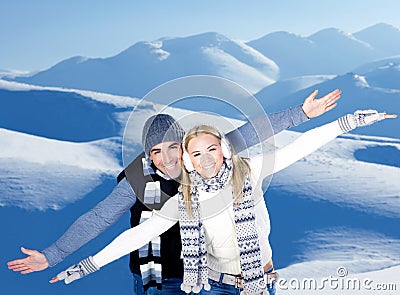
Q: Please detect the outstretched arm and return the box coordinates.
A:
[7,178,136,274]
[227,89,341,153]
[257,110,396,180]
[51,196,179,284]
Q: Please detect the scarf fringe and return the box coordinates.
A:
[180,282,211,293]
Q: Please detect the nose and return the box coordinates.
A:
[199,153,215,168]
[162,150,175,164]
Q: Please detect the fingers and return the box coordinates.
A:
[7,258,27,268]
[305,89,318,103]
[56,270,68,281]
[325,103,337,112]
[65,273,81,284]
[49,277,59,284]
[9,264,30,272]
[21,269,35,275]
[322,89,341,105]
[384,114,397,119]
[21,247,36,255]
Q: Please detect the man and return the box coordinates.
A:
[8,89,341,294]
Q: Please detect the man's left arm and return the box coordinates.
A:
[226,89,340,153]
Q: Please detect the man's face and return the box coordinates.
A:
[149,141,182,179]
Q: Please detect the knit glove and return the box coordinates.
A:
[338,109,386,133]
[55,256,100,284]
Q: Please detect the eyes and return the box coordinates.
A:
[150,144,180,156]
[192,147,217,157]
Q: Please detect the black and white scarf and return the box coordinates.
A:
[178,159,266,294]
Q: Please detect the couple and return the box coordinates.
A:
[8,89,395,294]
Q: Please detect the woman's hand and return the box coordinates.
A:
[50,256,100,284]
[338,110,397,132]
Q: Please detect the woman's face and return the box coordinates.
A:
[186,133,224,179]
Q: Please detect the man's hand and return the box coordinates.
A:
[302,89,341,118]
[7,247,49,274]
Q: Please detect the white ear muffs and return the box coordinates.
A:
[182,149,195,172]
[220,136,231,159]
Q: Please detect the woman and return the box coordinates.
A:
[52,110,396,295]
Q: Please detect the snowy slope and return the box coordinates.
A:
[270,130,400,218]
[352,56,400,90]
[277,263,400,294]
[11,32,278,96]
[265,131,400,294]
[0,128,122,210]
[274,226,400,293]
[0,80,141,141]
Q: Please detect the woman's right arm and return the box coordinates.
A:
[93,196,178,268]
[52,195,179,284]
[255,110,390,180]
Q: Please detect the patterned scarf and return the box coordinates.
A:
[138,211,162,290]
[178,159,266,294]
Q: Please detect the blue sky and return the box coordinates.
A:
[1,0,400,72]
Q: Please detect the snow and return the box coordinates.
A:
[0,79,139,108]
[201,46,276,92]
[271,130,400,218]
[0,128,122,210]
[9,32,278,97]
[277,262,399,294]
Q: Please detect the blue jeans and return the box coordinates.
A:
[132,273,145,295]
[146,278,186,295]
[132,274,186,295]
[199,279,276,295]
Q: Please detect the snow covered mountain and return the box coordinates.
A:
[255,62,400,138]
[11,32,278,97]
[10,23,400,98]
[247,27,388,79]
[354,22,400,58]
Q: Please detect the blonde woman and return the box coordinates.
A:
[51,110,396,295]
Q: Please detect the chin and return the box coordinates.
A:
[166,168,182,179]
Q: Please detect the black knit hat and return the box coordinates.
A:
[142,114,185,156]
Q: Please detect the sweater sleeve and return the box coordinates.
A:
[92,195,179,268]
[42,178,136,267]
[255,119,344,180]
[226,104,309,154]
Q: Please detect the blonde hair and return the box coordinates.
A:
[181,125,250,213]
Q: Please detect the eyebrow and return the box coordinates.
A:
[150,148,161,154]
[150,143,180,154]
[190,144,217,154]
